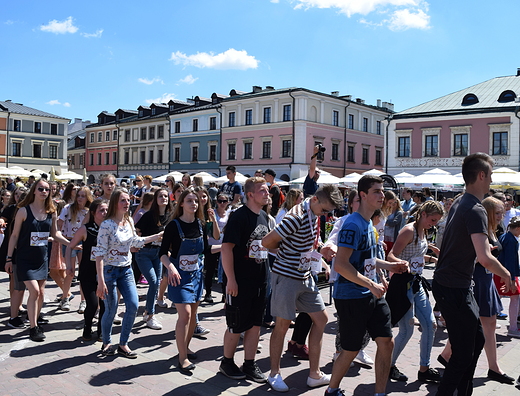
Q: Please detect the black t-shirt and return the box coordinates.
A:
[159,218,208,259]
[269,184,281,217]
[434,193,487,288]
[135,210,169,247]
[222,205,270,285]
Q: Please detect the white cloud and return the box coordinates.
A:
[271,0,280,3]
[170,48,259,70]
[40,16,78,34]
[178,74,198,85]
[63,102,71,107]
[138,77,164,85]
[5,20,14,25]
[291,0,431,30]
[388,8,429,30]
[47,100,61,105]
[145,93,177,105]
[81,29,103,38]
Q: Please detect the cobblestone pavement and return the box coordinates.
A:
[1,266,519,396]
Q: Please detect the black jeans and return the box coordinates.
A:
[432,280,484,396]
[81,280,105,337]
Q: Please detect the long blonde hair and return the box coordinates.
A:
[105,188,131,224]
[18,178,56,214]
[69,186,93,223]
[482,197,504,241]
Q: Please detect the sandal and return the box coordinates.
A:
[117,345,138,359]
[100,344,116,356]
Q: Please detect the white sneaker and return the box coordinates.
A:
[146,316,162,330]
[307,372,331,388]
[156,299,167,308]
[356,350,374,365]
[268,373,289,392]
[59,298,71,311]
[507,328,520,338]
[143,312,149,322]
[77,300,86,314]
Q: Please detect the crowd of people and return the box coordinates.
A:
[2,151,520,395]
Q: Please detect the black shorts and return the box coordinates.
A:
[225,281,267,334]
[335,295,392,351]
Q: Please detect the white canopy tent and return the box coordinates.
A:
[153,171,185,184]
[338,172,362,187]
[290,170,341,185]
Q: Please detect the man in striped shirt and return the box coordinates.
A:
[262,184,343,392]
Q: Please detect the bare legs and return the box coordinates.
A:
[175,302,199,369]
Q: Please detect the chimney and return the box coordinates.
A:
[517,68,520,77]
[356,98,365,104]
[252,86,262,93]
[377,99,382,107]
[265,86,275,90]
[331,91,339,97]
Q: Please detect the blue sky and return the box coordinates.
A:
[1,0,519,122]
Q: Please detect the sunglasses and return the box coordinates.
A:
[217,200,229,204]
[38,187,50,192]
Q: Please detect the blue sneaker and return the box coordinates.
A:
[325,389,345,396]
[497,312,508,320]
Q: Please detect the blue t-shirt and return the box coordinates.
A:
[334,212,378,299]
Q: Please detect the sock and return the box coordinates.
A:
[375,393,386,396]
[222,356,234,364]
[244,359,254,366]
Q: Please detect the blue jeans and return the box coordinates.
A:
[101,265,138,346]
[392,284,435,367]
[135,247,162,315]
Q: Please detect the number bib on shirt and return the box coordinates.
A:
[410,256,425,275]
[30,232,49,246]
[299,251,322,272]
[249,239,268,259]
[179,254,199,272]
[364,258,377,281]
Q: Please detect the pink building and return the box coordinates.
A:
[221,87,391,180]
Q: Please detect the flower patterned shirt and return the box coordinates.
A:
[59,204,89,239]
[93,218,145,267]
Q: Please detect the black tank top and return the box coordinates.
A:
[78,220,99,283]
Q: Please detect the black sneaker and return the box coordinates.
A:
[8,316,26,329]
[29,326,46,341]
[37,315,49,325]
[418,368,442,383]
[242,362,267,383]
[82,327,93,341]
[219,360,246,380]
[203,294,214,304]
[389,365,408,381]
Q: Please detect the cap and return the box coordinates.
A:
[264,169,276,177]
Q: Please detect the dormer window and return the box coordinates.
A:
[139,110,143,117]
[152,108,156,116]
[461,93,479,106]
[498,90,517,103]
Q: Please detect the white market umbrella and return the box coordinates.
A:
[362,169,384,176]
[192,171,219,184]
[290,170,341,185]
[338,172,362,187]
[57,171,83,181]
[490,167,520,186]
[153,171,184,184]
[406,168,463,189]
[393,172,415,184]
[213,171,249,185]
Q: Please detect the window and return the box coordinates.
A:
[174,121,181,133]
[191,146,198,162]
[12,142,21,157]
[174,147,180,162]
[348,114,354,129]
[140,151,145,164]
[210,117,217,130]
[113,130,118,140]
[283,105,291,122]
[79,154,83,166]
[347,146,355,162]
[124,129,130,142]
[90,133,94,143]
[209,145,217,161]
[33,144,42,158]
[69,155,74,166]
[462,93,479,106]
[13,120,20,131]
[398,136,410,157]
[141,128,147,140]
[124,151,129,164]
[263,107,271,123]
[229,112,236,127]
[228,143,236,160]
[34,122,41,133]
[245,109,253,125]
[493,132,508,155]
[149,150,154,163]
[158,125,164,138]
[105,131,110,141]
[498,90,517,103]
[282,140,291,158]
[158,149,163,163]
[332,143,339,161]
[262,141,271,159]
[149,126,155,140]
[89,153,93,166]
[363,117,368,132]
[151,108,156,116]
[375,149,382,166]
[362,147,369,164]
[333,110,339,126]
[454,134,468,156]
[97,132,102,142]
[192,119,198,132]
[51,124,58,135]
[113,151,117,164]
[244,142,252,159]
[425,135,438,157]
[105,152,110,165]
[97,153,101,165]
[376,121,382,135]
[49,145,58,159]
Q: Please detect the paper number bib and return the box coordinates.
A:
[179,254,199,272]
[249,239,268,259]
[30,232,49,246]
[364,258,377,281]
[299,251,322,272]
[410,256,425,275]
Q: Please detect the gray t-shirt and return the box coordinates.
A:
[434,193,487,288]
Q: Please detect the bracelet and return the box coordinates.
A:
[6,255,12,259]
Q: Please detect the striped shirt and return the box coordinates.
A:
[272,199,317,280]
